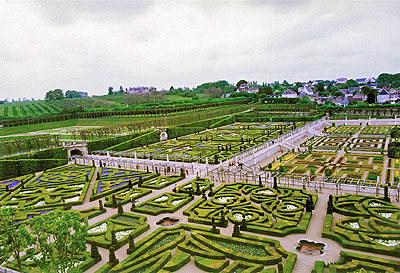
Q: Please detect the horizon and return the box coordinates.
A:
[1,1,399,100]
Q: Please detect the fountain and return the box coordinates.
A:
[295,239,327,256]
[155,217,181,227]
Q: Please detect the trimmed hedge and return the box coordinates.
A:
[1,146,67,160]
[313,251,400,272]
[0,159,68,180]
[87,130,151,153]
[105,130,159,151]
[110,224,296,272]
[86,212,149,249]
[167,126,206,139]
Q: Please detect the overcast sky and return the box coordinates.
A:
[1,0,399,100]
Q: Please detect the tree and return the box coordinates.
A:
[324,168,332,177]
[315,82,325,94]
[362,86,376,104]
[108,86,114,95]
[65,90,82,98]
[45,89,64,100]
[258,85,273,95]
[30,209,88,273]
[346,79,359,88]
[300,97,312,104]
[236,80,247,89]
[366,91,377,104]
[0,207,35,272]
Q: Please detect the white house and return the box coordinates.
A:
[377,89,390,103]
[389,89,399,104]
[297,85,314,96]
[281,89,297,98]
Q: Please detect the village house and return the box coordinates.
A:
[281,89,297,98]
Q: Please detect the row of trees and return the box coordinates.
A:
[0,209,87,272]
[0,135,61,157]
[377,73,400,88]
[45,89,88,100]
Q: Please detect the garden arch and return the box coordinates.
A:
[68,144,88,158]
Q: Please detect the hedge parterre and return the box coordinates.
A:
[184,182,317,236]
[101,224,297,272]
[322,193,400,257]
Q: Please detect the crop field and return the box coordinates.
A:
[0,100,63,119]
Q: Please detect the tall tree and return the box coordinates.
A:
[45,89,64,100]
[108,86,114,95]
[236,80,247,89]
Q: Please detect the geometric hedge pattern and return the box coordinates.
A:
[184,182,317,236]
[323,193,400,258]
[104,225,297,272]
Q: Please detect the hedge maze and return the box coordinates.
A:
[184,182,317,236]
[102,225,297,273]
[323,194,400,258]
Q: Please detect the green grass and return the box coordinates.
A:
[0,120,77,136]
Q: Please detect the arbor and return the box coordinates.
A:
[0,207,35,272]
[45,89,64,100]
[30,209,88,273]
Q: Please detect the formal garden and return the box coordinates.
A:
[0,156,399,272]
[103,121,303,164]
[1,117,400,272]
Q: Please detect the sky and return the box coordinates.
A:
[0,0,399,100]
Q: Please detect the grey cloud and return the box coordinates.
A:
[35,1,154,25]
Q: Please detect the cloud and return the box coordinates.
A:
[0,0,399,100]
